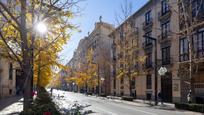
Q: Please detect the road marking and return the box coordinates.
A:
[133,109,159,115]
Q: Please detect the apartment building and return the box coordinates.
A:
[177,0,204,103]
[68,20,115,95]
[0,59,20,98]
[110,0,181,103]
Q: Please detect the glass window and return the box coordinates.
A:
[9,63,13,80]
[192,0,197,17]
[145,32,152,45]
[161,0,169,15]
[179,38,189,61]
[162,47,171,65]
[145,10,152,24]
[146,53,152,68]
[146,75,152,89]
[121,77,124,84]
[197,30,204,57]
[161,21,170,39]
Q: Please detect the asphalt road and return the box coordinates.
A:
[55,91,202,115]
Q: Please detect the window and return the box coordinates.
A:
[114,77,116,89]
[202,1,204,13]
[9,63,13,80]
[121,77,124,84]
[179,38,189,61]
[162,47,171,65]
[161,21,170,39]
[193,30,204,57]
[131,78,135,89]
[161,0,170,15]
[145,10,152,25]
[192,0,197,17]
[113,70,116,89]
[145,32,152,45]
[146,53,152,68]
[146,75,152,89]
[119,28,125,40]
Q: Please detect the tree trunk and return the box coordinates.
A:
[20,0,33,111]
[129,76,132,97]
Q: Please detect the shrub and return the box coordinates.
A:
[100,94,106,97]
[175,103,204,113]
[121,96,133,101]
[20,88,60,115]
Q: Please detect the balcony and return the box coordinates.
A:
[158,32,172,44]
[161,58,173,66]
[158,10,171,22]
[142,19,153,31]
[145,63,153,69]
[142,42,153,53]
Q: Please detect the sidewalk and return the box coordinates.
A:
[0,96,23,115]
[133,99,175,110]
[105,95,175,110]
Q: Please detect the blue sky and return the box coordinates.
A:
[59,0,149,64]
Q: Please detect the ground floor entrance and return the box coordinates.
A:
[161,72,172,102]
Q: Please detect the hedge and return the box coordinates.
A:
[121,96,134,101]
[20,88,60,115]
[175,103,204,113]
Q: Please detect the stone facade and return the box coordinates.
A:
[110,0,181,103]
[67,21,115,95]
[177,0,204,103]
[0,59,19,98]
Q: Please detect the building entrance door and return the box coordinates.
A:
[161,72,172,102]
[15,69,23,95]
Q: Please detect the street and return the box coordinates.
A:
[52,90,202,115]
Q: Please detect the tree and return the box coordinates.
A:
[66,48,98,93]
[0,0,79,111]
[115,0,133,25]
[113,19,145,97]
[113,0,145,97]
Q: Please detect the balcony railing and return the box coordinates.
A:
[158,10,171,22]
[142,42,153,49]
[179,53,189,62]
[161,58,173,66]
[158,32,172,43]
[142,19,153,30]
[196,49,204,58]
[145,62,153,69]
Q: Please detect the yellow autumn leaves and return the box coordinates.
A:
[66,49,99,89]
[0,0,76,88]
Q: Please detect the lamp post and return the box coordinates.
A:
[143,35,158,105]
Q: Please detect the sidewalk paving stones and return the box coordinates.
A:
[0,96,23,115]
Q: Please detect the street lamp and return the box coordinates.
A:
[143,35,158,105]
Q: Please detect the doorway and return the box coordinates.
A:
[161,72,172,102]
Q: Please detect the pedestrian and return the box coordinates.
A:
[16,86,20,95]
[158,90,163,105]
[50,88,53,96]
[187,90,191,103]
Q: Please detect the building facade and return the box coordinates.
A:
[110,0,182,103]
[67,20,115,95]
[177,0,204,103]
[0,59,20,99]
